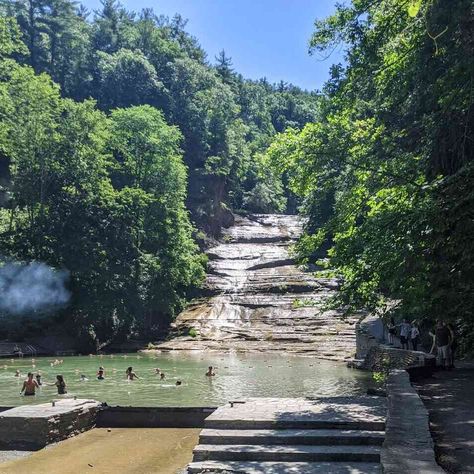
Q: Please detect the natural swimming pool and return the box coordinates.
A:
[0,352,372,407]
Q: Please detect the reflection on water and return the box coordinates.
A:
[0,353,372,407]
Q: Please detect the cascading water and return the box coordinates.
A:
[158,214,361,361]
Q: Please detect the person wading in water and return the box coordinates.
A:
[20,372,39,396]
[54,375,67,394]
[126,367,139,380]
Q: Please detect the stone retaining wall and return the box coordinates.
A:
[0,399,102,450]
[362,345,436,372]
[97,406,217,428]
[381,370,443,473]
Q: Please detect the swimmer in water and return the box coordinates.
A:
[176,380,182,386]
[205,366,216,377]
[160,372,165,380]
[154,368,161,375]
[35,373,42,386]
[80,374,88,381]
[15,369,20,377]
[20,372,39,396]
[54,375,67,394]
[97,367,105,380]
[126,367,139,380]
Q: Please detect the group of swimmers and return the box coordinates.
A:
[20,372,66,396]
[16,364,217,396]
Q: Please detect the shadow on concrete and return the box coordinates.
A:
[415,363,474,473]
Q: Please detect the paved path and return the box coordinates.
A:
[415,362,474,473]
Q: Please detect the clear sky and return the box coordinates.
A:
[80,0,345,91]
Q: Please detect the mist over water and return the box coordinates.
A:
[0,261,70,315]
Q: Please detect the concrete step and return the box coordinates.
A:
[199,429,385,446]
[187,460,382,473]
[204,419,385,431]
[193,444,381,463]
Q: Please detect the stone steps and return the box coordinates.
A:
[199,428,385,446]
[204,419,385,431]
[192,444,381,463]
[187,397,386,474]
[188,460,382,474]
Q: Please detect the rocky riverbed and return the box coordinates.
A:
[151,214,362,361]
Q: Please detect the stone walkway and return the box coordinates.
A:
[415,362,474,473]
[187,397,386,473]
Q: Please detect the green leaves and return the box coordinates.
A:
[268,0,474,352]
[408,0,423,18]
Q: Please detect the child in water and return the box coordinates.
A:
[205,366,216,377]
[35,373,42,386]
[97,367,105,380]
[126,367,139,380]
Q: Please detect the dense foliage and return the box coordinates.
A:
[1,0,320,232]
[0,16,206,348]
[0,1,318,348]
[267,0,474,352]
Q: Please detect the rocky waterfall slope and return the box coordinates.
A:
[154,214,361,361]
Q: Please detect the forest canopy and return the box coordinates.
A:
[0,1,318,349]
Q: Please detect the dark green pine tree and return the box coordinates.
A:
[3,0,49,71]
[215,49,234,84]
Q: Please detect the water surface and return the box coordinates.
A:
[0,352,371,407]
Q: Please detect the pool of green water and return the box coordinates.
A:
[0,352,372,407]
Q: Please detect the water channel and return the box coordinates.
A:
[0,352,371,407]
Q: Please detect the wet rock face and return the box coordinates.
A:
[157,214,360,361]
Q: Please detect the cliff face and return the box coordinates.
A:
[156,214,361,361]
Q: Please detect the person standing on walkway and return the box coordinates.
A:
[399,319,411,350]
[410,321,420,351]
[433,321,452,369]
[388,317,397,345]
[447,323,457,368]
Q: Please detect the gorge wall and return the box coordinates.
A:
[155,214,362,361]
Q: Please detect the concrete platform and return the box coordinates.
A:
[204,397,387,431]
[199,429,385,446]
[188,460,382,473]
[0,399,102,450]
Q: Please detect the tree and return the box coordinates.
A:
[95,48,165,110]
[215,49,234,84]
[265,0,474,351]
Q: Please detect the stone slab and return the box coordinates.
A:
[204,398,386,431]
[193,444,381,462]
[0,399,100,418]
[188,460,382,473]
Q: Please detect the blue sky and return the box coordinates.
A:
[81,0,345,91]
